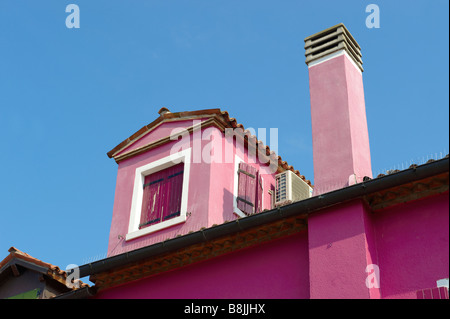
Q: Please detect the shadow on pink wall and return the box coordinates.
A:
[95,231,310,299]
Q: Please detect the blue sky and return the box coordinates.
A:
[0,1,448,282]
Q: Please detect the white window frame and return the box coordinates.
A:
[268,189,274,210]
[233,155,246,218]
[437,278,449,290]
[260,175,264,211]
[126,148,191,241]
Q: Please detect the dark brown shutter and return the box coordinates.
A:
[237,162,258,215]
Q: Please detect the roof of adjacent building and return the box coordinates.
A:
[106,107,313,187]
[0,247,89,290]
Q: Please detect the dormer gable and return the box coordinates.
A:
[106,108,312,257]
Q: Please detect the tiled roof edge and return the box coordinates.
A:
[106,108,312,186]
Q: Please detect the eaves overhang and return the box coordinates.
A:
[70,156,448,294]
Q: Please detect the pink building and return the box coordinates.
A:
[3,24,447,300]
[71,23,448,300]
[103,107,312,257]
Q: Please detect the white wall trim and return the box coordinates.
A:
[308,49,362,75]
[437,278,449,289]
[260,175,264,211]
[126,148,191,241]
[233,154,246,218]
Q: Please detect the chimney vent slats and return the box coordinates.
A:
[304,23,363,72]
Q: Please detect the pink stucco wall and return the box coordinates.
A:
[107,120,276,257]
[308,192,448,299]
[101,190,447,299]
[372,192,449,299]
[308,199,379,299]
[97,231,310,299]
[107,136,212,256]
[308,53,372,195]
[104,107,447,299]
[115,119,208,157]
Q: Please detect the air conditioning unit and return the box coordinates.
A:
[275,170,312,207]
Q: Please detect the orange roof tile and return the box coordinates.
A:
[0,247,89,289]
[107,108,312,187]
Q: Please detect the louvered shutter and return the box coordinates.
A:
[140,172,165,228]
[237,162,258,215]
[417,287,449,299]
[163,163,184,221]
[139,163,184,229]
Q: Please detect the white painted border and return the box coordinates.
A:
[308,49,362,75]
[437,278,449,289]
[260,175,264,210]
[233,154,246,218]
[268,189,275,210]
[126,148,191,241]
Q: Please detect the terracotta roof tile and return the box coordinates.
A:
[375,155,449,179]
[0,247,89,289]
[107,108,313,186]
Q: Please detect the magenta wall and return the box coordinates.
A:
[105,115,448,299]
[96,231,310,299]
[372,192,449,299]
[308,199,377,299]
[99,192,448,299]
[307,193,448,299]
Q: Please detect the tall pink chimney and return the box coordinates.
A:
[305,24,372,195]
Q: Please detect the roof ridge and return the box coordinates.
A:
[374,154,449,178]
[218,109,312,186]
[107,108,313,186]
[1,247,90,289]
